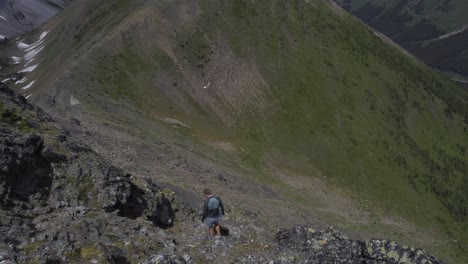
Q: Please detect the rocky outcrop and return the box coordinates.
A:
[0,125,180,262]
[138,225,445,264]
[275,226,443,264]
[0,81,180,262]
[0,131,53,205]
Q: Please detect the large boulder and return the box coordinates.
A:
[0,130,54,206]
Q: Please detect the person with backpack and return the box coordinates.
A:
[201,188,225,236]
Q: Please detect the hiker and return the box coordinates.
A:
[201,188,225,236]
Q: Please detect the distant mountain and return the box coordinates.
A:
[334,0,468,77]
[0,0,73,38]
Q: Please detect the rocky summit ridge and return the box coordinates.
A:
[0,82,445,263]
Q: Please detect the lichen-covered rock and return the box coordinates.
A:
[365,240,441,264]
[140,253,192,264]
[275,226,443,264]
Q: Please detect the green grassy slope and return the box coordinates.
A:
[26,0,468,261]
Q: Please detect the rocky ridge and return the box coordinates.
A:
[274,226,441,264]
[0,83,182,262]
[0,82,446,263]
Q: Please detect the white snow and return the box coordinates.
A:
[24,46,44,61]
[426,25,468,43]
[39,31,49,40]
[11,56,22,64]
[162,118,190,128]
[70,94,80,106]
[14,31,49,67]
[0,16,6,21]
[452,78,468,84]
[24,31,48,52]
[2,78,11,83]
[203,81,211,89]
[21,81,35,90]
[17,42,30,49]
[20,64,38,73]
[25,42,42,52]
[25,94,33,99]
[15,78,28,84]
[0,34,5,40]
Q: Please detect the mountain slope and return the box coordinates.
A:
[334,0,468,78]
[0,82,446,263]
[1,0,467,262]
[0,84,446,262]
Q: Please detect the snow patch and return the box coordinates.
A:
[70,94,80,106]
[203,81,211,89]
[15,78,28,84]
[2,78,11,83]
[20,64,38,73]
[21,81,35,90]
[12,56,22,64]
[24,46,44,61]
[0,35,5,40]
[14,31,49,67]
[39,31,49,40]
[24,31,48,52]
[25,41,43,52]
[25,94,33,99]
[17,42,30,49]
[0,16,6,21]
[162,118,190,128]
[452,78,468,84]
[426,25,468,43]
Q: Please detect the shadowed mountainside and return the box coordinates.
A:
[0,0,73,39]
[333,0,468,78]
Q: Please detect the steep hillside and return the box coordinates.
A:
[333,0,468,78]
[0,0,467,262]
[0,73,445,263]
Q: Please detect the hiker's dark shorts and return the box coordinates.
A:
[203,217,221,228]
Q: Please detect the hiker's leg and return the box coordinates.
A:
[215,224,221,236]
[209,227,215,235]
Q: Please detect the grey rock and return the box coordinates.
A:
[275,226,443,264]
[0,130,53,205]
[140,254,190,264]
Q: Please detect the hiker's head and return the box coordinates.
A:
[204,188,212,197]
